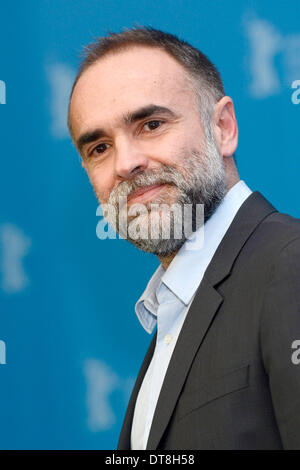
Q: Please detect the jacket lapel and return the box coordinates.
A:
[146,191,277,449]
[146,278,223,449]
[117,331,157,449]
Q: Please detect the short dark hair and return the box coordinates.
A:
[68,26,226,140]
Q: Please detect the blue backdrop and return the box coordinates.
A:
[0,0,299,450]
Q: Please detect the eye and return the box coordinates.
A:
[90,142,110,156]
[143,120,163,131]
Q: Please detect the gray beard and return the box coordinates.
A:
[98,137,227,256]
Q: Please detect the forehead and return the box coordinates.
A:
[70,46,194,136]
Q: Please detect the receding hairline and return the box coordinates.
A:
[71,42,191,97]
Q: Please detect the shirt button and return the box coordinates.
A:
[164,334,172,345]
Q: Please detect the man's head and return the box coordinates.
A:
[68,27,239,257]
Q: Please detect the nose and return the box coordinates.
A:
[114,137,149,179]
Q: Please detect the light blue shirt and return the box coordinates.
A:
[130,180,253,450]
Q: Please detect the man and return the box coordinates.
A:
[68,27,300,449]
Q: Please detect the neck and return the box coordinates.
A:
[157,176,241,271]
[158,168,240,270]
[157,250,179,271]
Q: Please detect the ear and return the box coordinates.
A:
[81,159,85,169]
[211,96,238,157]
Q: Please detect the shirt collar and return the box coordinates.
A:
[135,263,165,334]
[135,180,252,333]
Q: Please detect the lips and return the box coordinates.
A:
[127,183,166,204]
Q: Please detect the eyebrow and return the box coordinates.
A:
[76,104,178,155]
[123,104,177,125]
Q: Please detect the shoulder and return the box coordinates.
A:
[251,209,300,258]
[263,210,300,235]
[232,203,300,287]
[252,211,300,297]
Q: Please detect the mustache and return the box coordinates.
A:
[107,164,181,205]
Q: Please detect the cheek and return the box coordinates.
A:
[86,166,113,203]
[157,137,193,168]
[150,134,187,166]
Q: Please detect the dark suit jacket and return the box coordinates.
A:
[118,191,300,450]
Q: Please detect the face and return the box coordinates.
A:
[69,46,226,255]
